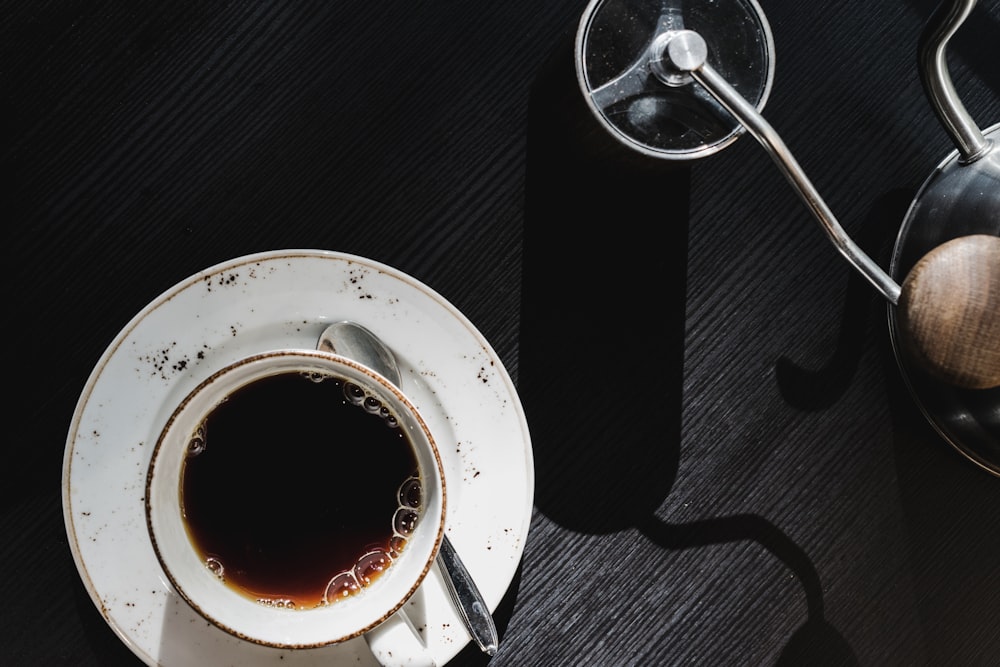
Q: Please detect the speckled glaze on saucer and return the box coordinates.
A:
[62,250,534,666]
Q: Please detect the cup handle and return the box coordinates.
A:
[363,608,437,667]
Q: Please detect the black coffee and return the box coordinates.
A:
[180,370,420,609]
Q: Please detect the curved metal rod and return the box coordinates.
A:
[919,0,991,162]
[663,31,902,304]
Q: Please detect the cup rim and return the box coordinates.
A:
[144,349,446,648]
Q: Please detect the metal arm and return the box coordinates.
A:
[919,0,992,163]
[662,30,902,304]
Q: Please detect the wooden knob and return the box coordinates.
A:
[897,234,1000,389]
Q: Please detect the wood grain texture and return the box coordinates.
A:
[4,0,1000,665]
[899,235,1000,389]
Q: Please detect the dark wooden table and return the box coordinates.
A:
[4,0,999,665]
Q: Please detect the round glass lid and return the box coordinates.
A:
[575,0,775,159]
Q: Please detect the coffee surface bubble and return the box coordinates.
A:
[180,371,420,609]
[321,474,424,605]
[399,477,421,508]
[205,556,224,578]
[186,426,206,457]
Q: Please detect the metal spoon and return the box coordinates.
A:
[318,320,500,656]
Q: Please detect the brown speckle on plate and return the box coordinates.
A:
[139,341,210,380]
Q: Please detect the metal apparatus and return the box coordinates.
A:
[575,0,999,474]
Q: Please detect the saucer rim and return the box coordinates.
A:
[61,249,534,665]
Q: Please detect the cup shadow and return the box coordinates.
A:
[521,26,689,536]
[520,24,854,664]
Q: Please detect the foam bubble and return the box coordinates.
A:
[398,477,421,508]
[393,507,419,536]
[343,382,365,406]
[324,571,361,602]
[205,556,224,579]
[316,474,423,606]
[256,598,296,609]
[354,549,392,585]
[302,371,327,383]
[389,535,407,558]
[187,426,207,456]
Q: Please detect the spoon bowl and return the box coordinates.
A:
[318,321,404,387]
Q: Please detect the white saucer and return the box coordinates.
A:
[62,250,534,666]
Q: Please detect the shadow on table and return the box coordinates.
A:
[882,321,1000,665]
[638,514,855,666]
[775,162,1000,664]
[519,27,857,666]
[520,26,689,538]
[771,189,913,411]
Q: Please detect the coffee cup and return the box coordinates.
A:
[145,349,446,660]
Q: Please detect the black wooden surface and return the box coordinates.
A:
[4,0,999,665]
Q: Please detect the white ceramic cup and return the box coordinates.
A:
[145,349,446,661]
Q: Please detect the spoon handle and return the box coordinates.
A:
[437,534,498,656]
